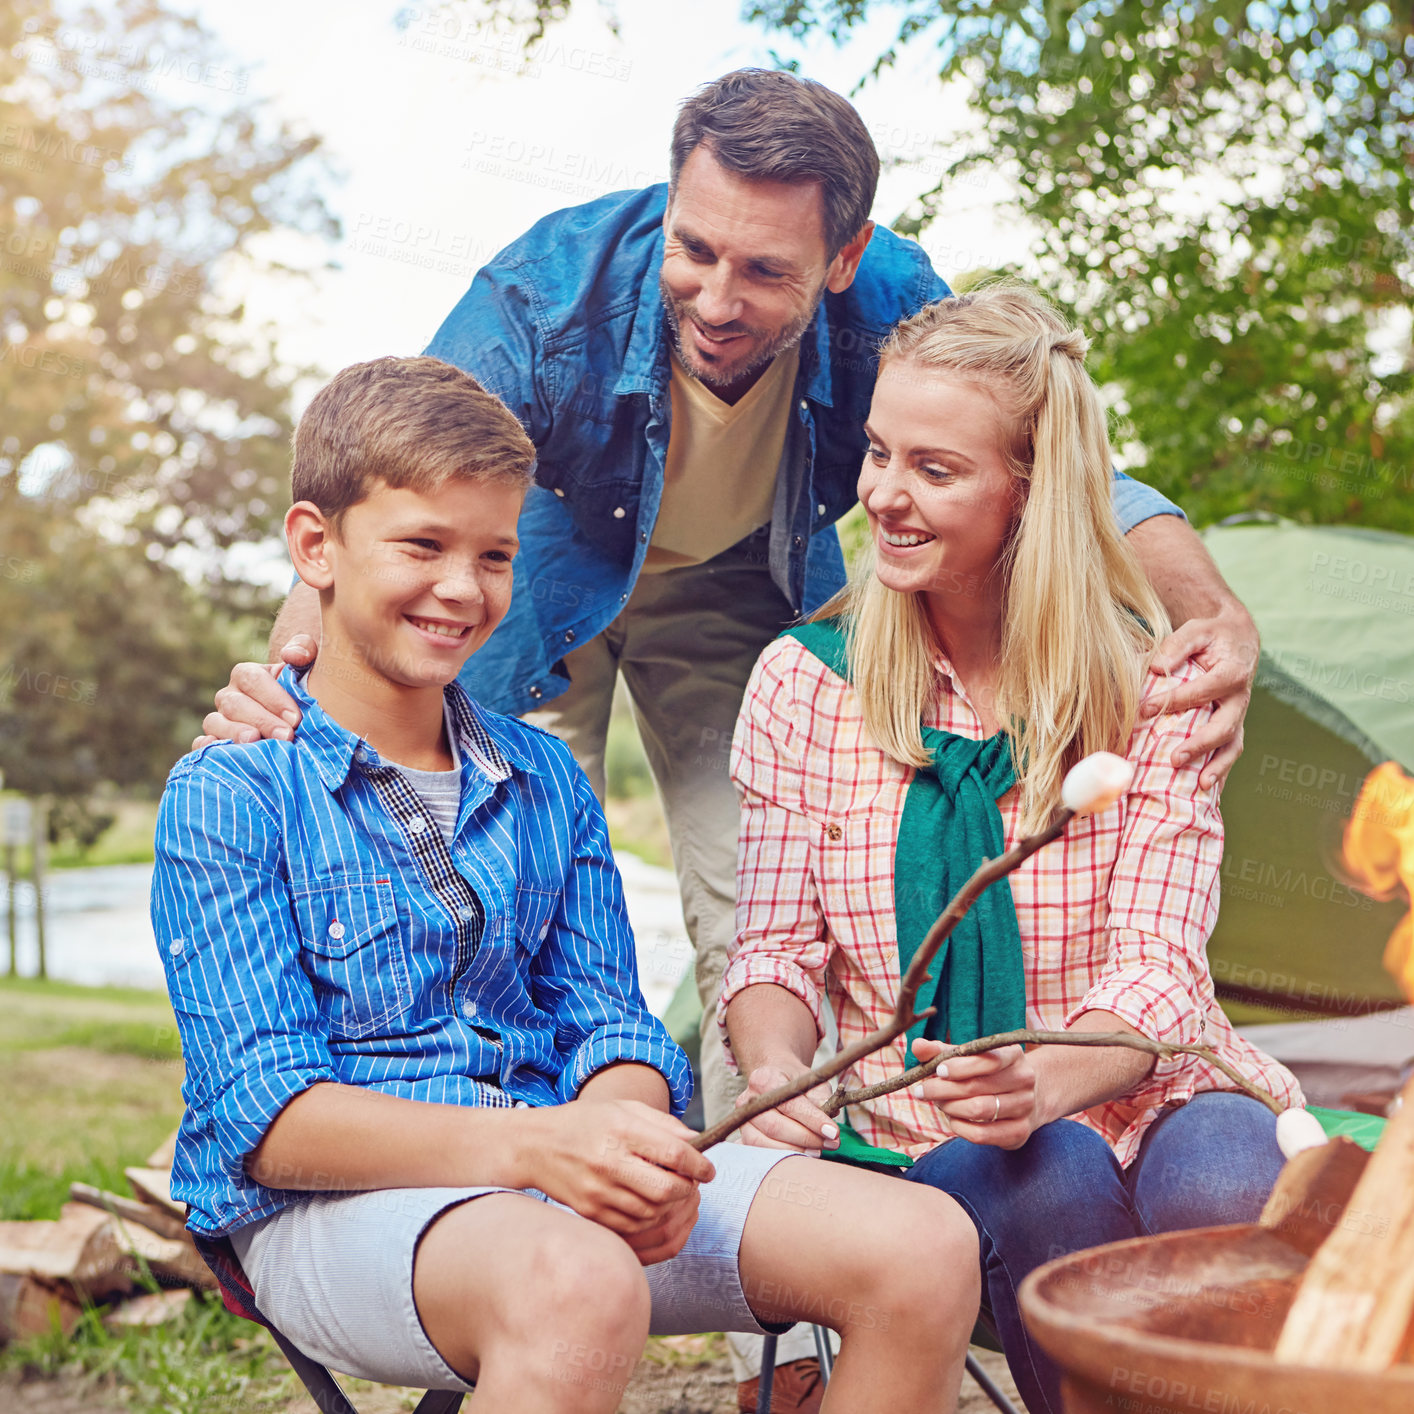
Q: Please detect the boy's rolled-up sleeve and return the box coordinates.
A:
[151,761,336,1191]
[530,763,693,1114]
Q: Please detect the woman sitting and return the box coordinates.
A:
[719,285,1301,1414]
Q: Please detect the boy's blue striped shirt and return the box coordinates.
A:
[150,667,691,1237]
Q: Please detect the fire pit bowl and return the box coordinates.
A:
[1018,1223,1414,1414]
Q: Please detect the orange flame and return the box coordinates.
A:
[1342,761,1414,1001]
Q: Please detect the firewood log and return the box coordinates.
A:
[123,1166,185,1225]
[0,1273,84,1343]
[1274,1075,1414,1369]
[0,1205,132,1342]
[110,1220,215,1292]
[0,1205,131,1299]
[1259,1136,1371,1256]
[68,1183,187,1242]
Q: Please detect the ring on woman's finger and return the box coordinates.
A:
[989,1094,1001,1123]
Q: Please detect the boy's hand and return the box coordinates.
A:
[736,1064,839,1154]
[192,636,316,750]
[912,1039,1039,1151]
[529,1101,714,1265]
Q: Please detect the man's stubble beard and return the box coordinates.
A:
[659,275,825,393]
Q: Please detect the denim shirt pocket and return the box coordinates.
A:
[513,884,560,961]
[292,879,412,1040]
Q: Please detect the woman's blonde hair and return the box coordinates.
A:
[820,283,1170,830]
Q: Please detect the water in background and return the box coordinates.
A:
[2,855,693,1017]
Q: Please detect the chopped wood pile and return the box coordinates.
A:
[1272,1072,1414,1370]
[0,1131,213,1344]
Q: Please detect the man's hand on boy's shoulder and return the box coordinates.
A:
[524,1100,714,1267]
[193,635,317,750]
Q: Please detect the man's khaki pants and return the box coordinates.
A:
[525,537,824,1377]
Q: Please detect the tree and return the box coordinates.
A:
[767,1,1414,529]
[0,0,336,824]
[0,496,257,804]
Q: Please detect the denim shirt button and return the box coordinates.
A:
[564,629,576,644]
[553,487,565,497]
[798,399,808,413]
[529,685,543,699]
[612,507,626,518]
[638,531,647,543]
[327,921,345,940]
[168,938,185,955]
[817,503,826,517]
[792,535,804,550]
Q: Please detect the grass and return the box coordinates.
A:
[0,977,183,1222]
[0,1289,298,1414]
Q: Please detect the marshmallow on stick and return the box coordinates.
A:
[1061,751,1135,815]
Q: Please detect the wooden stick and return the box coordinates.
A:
[823,1028,1283,1117]
[693,809,1074,1151]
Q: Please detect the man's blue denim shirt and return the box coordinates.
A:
[150,668,691,1237]
[424,183,1180,718]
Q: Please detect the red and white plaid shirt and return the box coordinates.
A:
[719,635,1302,1166]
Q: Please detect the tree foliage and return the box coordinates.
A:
[0,0,335,818]
[755,0,1414,529]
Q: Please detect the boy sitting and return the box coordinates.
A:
[151,356,977,1413]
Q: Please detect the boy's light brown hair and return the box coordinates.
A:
[292,356,536,528]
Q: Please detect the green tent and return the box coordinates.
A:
[1201,519,1414,1022]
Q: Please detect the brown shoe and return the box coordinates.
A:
[736,1356,824,1413]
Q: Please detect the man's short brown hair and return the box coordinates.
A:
[669,68,879,258]
[291,356,536,527]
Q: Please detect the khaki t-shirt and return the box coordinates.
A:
[641,344,799,573]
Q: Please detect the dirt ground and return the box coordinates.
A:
[1,1343,1026,1413]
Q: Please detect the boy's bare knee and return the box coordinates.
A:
[414,1198,651,1385]
[488,1211,649,1350]
[855,1186,979,1316]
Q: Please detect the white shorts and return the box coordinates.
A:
[230,1142,796,1392]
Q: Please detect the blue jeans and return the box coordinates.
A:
[903,1093,1285,1414]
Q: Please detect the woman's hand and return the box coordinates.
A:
[735,1064,840,1154]
[912,1039,1040,1150]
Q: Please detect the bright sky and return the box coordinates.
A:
[190,0,1031,389]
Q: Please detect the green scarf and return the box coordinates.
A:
[785,618,1028,1166]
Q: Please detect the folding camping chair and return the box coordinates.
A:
[195,1234,467,1414]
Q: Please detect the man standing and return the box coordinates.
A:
[202,68,1258,1409]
